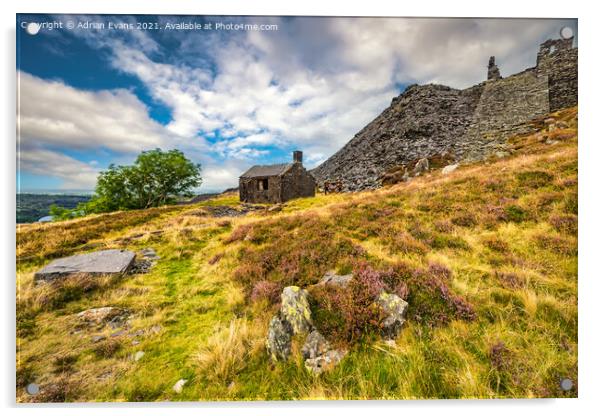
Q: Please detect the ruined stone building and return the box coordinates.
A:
[239,151,316,204]
[311,36,578,192]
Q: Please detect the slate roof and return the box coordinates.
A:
[240,163,293,178]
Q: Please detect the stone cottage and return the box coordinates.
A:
[239,151,316,204]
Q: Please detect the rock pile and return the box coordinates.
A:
[265,272,410,375]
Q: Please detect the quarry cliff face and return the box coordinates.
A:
[311,37,577,192]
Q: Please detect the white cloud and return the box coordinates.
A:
[17,71,172,153]
[20,16,577,192]
[18,146,99,189]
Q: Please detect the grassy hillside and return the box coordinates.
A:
[16,107,578,402]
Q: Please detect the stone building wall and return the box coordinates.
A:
[239,164,316,203]
[280,163,316,202]
[239,176,283,204]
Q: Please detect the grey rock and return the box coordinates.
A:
[77,307,129,327]
[140,248,160,261]
[265,315,292,361]
[280,286,312,334]
[318,271,353,288]
[134,351,145,361]
[442,164,459,175]
[305,349,347,375]
[377,292,409,339]
[302,330,331,360]
[34,249,135,281]
[413,158,429,176]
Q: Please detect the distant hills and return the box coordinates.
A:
[16,194,91,223]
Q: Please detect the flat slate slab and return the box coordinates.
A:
[34,249,136,282]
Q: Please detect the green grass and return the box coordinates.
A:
[16,107,578,402]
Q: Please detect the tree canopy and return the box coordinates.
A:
[53,149,202,218]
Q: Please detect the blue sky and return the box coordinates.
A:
[16,14,577,193]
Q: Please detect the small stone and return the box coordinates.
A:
[268,205,283,212]
[305,349,347,375]
[140,248,160,260]
[413,158,429,176]
[149,324,162,334]
[442,164,459,175]
[91,335,106,343]
[77,307,129,327]
[134,351,145,361]
[302,330,331,360]
[318,271,353,288]
[173,379,187,393]
[131,340,140,346]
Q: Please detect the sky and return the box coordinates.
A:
[16,14,577,193]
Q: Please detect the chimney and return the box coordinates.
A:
[293,150,303,164]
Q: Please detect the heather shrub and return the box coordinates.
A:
[516,171,554,188]
[504,205,529,223]
[549,214,578,235]
[484,237,510,253]
[309,264,387,345]
[249,280,282,305]
[451,213,477,227]
[233,214,366,294]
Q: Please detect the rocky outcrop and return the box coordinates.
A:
[265,277,410,373]
[312,37,577,191]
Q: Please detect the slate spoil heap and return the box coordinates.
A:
[312,36,577,191]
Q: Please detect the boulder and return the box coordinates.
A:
[317,271,353,288]
[280,286,312,334]
[413,158,429,176]
[265,315,293,361]
[34,249,135,282]
[302,330,331,360]
[377,292,409,339]
[305,349,347,375]
[442,164,459,175]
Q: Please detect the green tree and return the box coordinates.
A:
[89,149,202,212]
[52,149,202,217]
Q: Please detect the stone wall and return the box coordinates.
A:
[312,37,577,191]
[458,69,550,161]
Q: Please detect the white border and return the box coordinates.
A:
[3,1,601,415]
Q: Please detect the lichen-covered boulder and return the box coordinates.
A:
[305,349,347,375]
[266,315,293,361]
[302,330,331,360]
[280,286,312,334]
[377,292,409,339]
